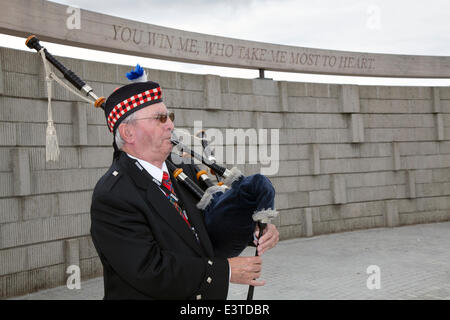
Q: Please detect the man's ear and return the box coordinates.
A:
[118,122,134,144]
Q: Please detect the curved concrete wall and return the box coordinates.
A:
[1,0,450,78]
[0,47,449,298]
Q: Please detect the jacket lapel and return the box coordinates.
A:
[171,173,215,257]
[117,153,205,256]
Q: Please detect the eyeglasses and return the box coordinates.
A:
[134,111,175,124]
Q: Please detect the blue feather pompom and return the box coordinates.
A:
[126,64,147,82]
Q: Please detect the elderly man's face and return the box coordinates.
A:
[131,102,174,158]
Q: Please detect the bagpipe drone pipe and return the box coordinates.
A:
[25,35,278,260]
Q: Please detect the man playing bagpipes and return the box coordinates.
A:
[89,75,279,300]
[25,35,279,300]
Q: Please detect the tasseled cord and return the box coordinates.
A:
[39,48,60,162]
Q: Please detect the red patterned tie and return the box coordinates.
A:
[162,172,191,228]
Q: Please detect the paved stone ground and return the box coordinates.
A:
[10,222,450,300]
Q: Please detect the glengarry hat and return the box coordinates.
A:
[104,80,162,133]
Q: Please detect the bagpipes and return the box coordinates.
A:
[169,134,278,300]
[169,133,278,259]
[25,35,278,299]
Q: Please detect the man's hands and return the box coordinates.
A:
[254,223,279,255]
[227,256,265,286]
[227,224,279,286]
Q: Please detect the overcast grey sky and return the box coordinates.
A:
[2,0,450,85]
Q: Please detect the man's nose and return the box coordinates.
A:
[166,116,175,130]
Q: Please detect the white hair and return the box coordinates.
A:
[114,112,138,150]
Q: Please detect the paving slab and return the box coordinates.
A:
[10,222,450,300]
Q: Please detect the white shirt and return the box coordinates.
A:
[126,153,168,184]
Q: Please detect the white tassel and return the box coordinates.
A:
[196,185,228,210]
[45,120,60,162]
[223,166,243,187]
[252,208,279,224]
[40,48,60,162]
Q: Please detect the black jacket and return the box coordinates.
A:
[90,151,229,300]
